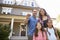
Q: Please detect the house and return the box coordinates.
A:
[0,0,3,13]
[0,0,39,40]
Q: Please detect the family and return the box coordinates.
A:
[24,8,59,40]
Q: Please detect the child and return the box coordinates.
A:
[47,19,59,40]
[24,14,31,24]
[26,14,31,19]
[33,22,47,40]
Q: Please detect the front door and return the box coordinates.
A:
[12,22,27,37]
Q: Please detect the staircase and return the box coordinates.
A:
[10,36,28,40]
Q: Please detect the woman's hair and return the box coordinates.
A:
[39,8,48,20]
[35,22,45,37]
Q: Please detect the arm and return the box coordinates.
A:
[24,14,30,24]
[44,31,48,40]
[55,28,59,40]
[33,34,36,40]
[24,18,29,24]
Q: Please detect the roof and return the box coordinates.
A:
[0,4,40,10]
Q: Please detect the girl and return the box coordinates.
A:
[24,14,31,24]
[47,19,59,40]
[33,22,48,40]
[38,8,50,28]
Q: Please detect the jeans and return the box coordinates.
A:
[28,35,33,40]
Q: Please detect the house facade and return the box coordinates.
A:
[0,0,3,13]
[0,0,39,40]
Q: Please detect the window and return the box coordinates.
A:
[5,1,6,4]
[11,1,12,4]
[8,1,9,4]
[7,12,10,14]
[31,2,34,7]
[23,1,27,6]
[22,12,26,16]
[3,12,6,14]
[2,7,12,14]
[22,12,32,16]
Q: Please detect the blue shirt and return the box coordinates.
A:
[27,16,37,36]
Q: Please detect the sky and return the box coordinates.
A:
[35,0,60,18]
[3,0,60,18]
[16,0,60,18]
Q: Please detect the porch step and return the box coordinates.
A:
[10,39,27,40]
[10,36,28,40]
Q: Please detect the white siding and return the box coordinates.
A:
[11,8,32,16]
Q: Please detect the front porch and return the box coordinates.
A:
[10,36,28,40]
[0,14,28,40]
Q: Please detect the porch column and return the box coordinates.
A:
[9,18,14,39]
[19,24,21,36]
[26,25,27,36]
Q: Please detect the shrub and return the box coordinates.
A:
[57,29,60,38]
[0,24,11,40]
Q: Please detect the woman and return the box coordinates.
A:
[33,22,48,40]
[38,8,50,28]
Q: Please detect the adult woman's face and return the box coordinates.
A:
[40,9,45,16]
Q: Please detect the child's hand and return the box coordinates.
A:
[26,14,31,19]
[24,14,31,24]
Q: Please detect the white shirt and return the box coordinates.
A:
[47,28,57,40]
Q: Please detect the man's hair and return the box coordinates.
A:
[32,9,37,11]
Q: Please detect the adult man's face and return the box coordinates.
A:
[33,9,37,17]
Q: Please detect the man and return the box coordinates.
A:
[24,9,38,40]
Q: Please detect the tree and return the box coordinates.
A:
[0,24,11,40]
[57,29,60,38]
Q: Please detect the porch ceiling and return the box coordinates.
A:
[0,14,25,22]
[0,4,39,10]
[0,14,26,20]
